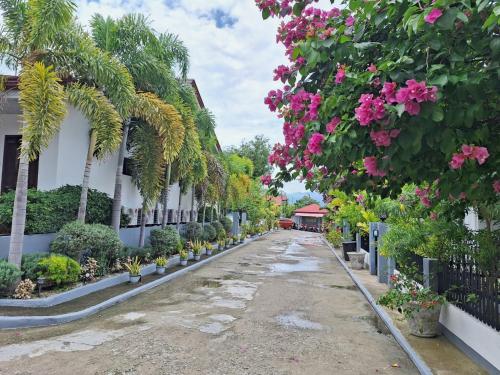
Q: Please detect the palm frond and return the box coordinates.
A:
[132,92,184,163]
[156,33,189,79]
[0,0,27,43]
[66,83,122,158]
[90,14,118,53]
[129,121,165,209]
[176,80,198,112]
[27,0,76,49]
[18,62,66,160]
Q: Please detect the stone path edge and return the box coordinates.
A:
[0,233,270,330]
[322,237,433,375]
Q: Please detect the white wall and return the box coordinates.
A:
[0,101,198,226]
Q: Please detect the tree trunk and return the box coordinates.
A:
[210,204,214,223]
[77,130,97,222]
[201,192,206,228]
[190,185,195,222]
[138,202,147,248]
[111,120,130,232]
[8,144,29,267]
[161,164,171,229]
[176,182,182,230]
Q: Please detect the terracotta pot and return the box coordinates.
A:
[405,302,442,337]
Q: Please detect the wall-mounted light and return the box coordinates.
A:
[373,229,379,238]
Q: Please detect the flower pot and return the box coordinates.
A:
[202,247,206,255]
[129,274,141,284]
[218,245,224,251]
[206,249,212,256]
[240,239,244,244]
[342,241,357,261]
[194,255,201,261]
[405,302,442,338]
[156,266,166,275]
[180,259,188,266]
[188,251,194,260]
[347,252,365,270]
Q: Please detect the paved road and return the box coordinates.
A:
[0,231,417,375]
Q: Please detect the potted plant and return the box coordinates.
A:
[192,240,203,261]
[378,274,445,337]
[225,237,230,249]
[125,257,141,284]
[232,235,238,245]
[217,239,225,251]
[240,229,246,243]
[205,241,213,256]
[179,249,189,266]
[155,257,168,274]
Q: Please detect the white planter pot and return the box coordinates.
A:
[156,266,166,275]
[180,259,188,266]
[206,250,212,256]
[188,251,194,260]
[129,275,141,284]
[347,252,365,270]
[194,255,201,261]
[405,302,442,337]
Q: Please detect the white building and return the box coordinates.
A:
[0,77,215,227]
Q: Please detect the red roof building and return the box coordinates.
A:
[292,204,328,231]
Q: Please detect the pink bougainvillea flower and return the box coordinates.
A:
[493,180,500,194]
[364,156,386,177]
[380,82,398,103]
[472,146,489,164]
[406,79,429,103]
[461,144,474,157]
[421,197,432,207]
[395,87,410,104]
[425,8,443,24]
[335,66,346,84]
[326,117,341,133]
[307,132,325,155]
[370,130,392,147]
[260,174,272,186]
[450,153,466,169]
[345,15,355,26]
[430,212,438,220]
[404,100,421,116]
[356,194,365,203]
[367,64,377,73]
[319,166,328,176]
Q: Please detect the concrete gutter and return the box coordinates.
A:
[0,234,268,330]
[322,238,434,375]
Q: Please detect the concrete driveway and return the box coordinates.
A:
[0,230,417,375]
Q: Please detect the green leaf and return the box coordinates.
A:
[292,3,305,17]
[429,74,448,87]
[456,12,468,23]
[395,104,405,117]
[432,106,444,122]
[353,42,380,49]
[339,35,352,44]
[436,8,459,30]
[262,8,270,20]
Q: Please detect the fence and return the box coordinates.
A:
[438,254,499,331]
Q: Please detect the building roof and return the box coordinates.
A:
[269,194,288,206]
[293,204,328,217]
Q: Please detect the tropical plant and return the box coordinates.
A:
[38,254,80,286]
[204,241,213,251]
[0,260,22,292]
[179,249,189,260]
[0,0,135,266]
[191,240,203,255]
[326,229,343,248]
[155,256,168,267]
[124,257,141,276]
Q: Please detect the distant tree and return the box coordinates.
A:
[227,135,271,178]
[294,195,319,209]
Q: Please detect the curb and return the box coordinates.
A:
[0,234,269,330]
[322,238,433,375]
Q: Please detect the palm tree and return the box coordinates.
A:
[0,0,134,266]
[90,14,189,232]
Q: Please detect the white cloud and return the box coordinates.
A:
[76,0,287,148]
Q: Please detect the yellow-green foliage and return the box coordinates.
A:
[38,254,80,285]
[326,229,343,247]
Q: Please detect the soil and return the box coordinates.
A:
[0,231,418,375]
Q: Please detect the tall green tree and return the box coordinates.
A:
[227,135,271,178]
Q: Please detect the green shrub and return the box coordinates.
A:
[150,227,180,257]
[126,246,153,264]
[326,229,343,248]
[185,221,203,241]
[0,185,130,235]
[38,254,80,285]
[21,253,48,281]
[220,217,233,235]
[0,260,21,292]
[211,222,225,239]
[50,221,123,272]
[202,224,216,242]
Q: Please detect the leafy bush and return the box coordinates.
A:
[37,254,80,285]
[150,227,180,257]
[220,217,233,235]
[0,260,21,292]
[126,246,153,264]
[0,185,130,234]
[21,253,48,281]
[50,221,123,272]
[185,221,203,241]
[211,221,225,239]
[326,229,343,248]
[202,224,216,242]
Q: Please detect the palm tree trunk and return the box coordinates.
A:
[210,204,214,223]
[8,143,29,268]
[176,183,182,231]
[77,130,97,222]
[111,120,130,232]
[161,164,171,229]
[138,201,147,247]
[201,192,206,228]
[190,185,195,222]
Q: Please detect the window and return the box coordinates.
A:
[123,157,133,176]
[167,209,173,223]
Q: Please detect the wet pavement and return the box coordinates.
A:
[0,231,418,375]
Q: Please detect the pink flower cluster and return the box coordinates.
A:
[415,186,432,207]
[364,156,386,177]
[395,79,438,116]
[370,129,400,147]
[260,174,272,185]
[335,66,346,84]
[289,90,321,121]
[273,65,292,83]
[493,180,500,194]
[264,89,283,112]
[425,8,443,24]
[268,143,292,168]
[354,94,385,126]
[307,132,325,155]
[283,122,305,146]
[326,117,341,133]
[450,145,490,169]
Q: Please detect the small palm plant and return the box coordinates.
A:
[204,241,214,256]
[125,257,141,284]
[191,240,203,260]
[179,249,189,266]
[155,257,168,275]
